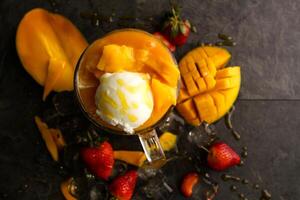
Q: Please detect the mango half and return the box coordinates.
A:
[16,8,88,100]
[176,46,241,125]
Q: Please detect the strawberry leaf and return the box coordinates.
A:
[179,23,187,35]
[171,25,179,38]
[184,19,191,28]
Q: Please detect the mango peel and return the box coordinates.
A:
[176,46,241,125]
[16,8,88,100]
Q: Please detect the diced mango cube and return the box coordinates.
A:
[195,47,208,59]
[216,66,240,79]
[159,131,177,151]
[206,57,217,76]
[97,44,135,72]
[176,99,198,121]
[204,75,216,90]
[195,77,207,93]
[191,68,201,80]
[178,88,190,103]
[209,91,226,118]
[182,73,199,96]
[195,58,209,77]
[193,94,218,124]
[202,46,231,68]
[179,59,189,74]
[215,76,241,90]
[218,87,240,108]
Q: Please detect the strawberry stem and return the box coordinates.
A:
[200,145,210,153]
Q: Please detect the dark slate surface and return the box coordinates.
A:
[0,0,300,199]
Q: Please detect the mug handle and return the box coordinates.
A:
[138,129,166,168]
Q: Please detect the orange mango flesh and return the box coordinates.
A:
[61,178,77,200]
[114,151,146,167]
[113,131,177,167]
[16,8,88,100]
[34,116,66,161]
[176,46,241,125]
[78,29,179,131]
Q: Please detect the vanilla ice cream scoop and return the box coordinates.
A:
[95,72,154,133]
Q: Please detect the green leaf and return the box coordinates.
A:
[179,23,187,35]
[171,25,179,38]
[184,19,191,28]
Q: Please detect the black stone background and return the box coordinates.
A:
[0,0,300,199]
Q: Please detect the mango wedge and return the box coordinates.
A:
[138,78,176,130]
[176,45,241,125]
[16,8,88,100]
[114,151,146,167]
[34,116,66,161]
[114,132,177,167]
[61,178,77,200]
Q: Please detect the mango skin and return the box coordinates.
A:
[16,8,88,100]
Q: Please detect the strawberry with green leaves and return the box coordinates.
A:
[207,141,241,171]
[80,141,114,180]
[162,7,192,46]
[109,170,138,200]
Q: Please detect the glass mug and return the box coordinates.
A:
[74,29,179,168]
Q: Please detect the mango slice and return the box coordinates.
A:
[144,57,180,87]
[176,46,241,125]
[138,78,176,130]
[61,178,77,200]
[34,116,66,161]
[114,151,146,167]
[97,45,135,72]
[16,8,88,100]
[114,132,177,167]
[159,131,177,151]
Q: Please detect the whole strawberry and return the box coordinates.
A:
[162,7,191,46]
[80,141,114,180]
[109,170,138,200]
[207,142,240,171]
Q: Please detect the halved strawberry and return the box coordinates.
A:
[109,170,138,200]
[207,142,240,171]
[80,141,114,180]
